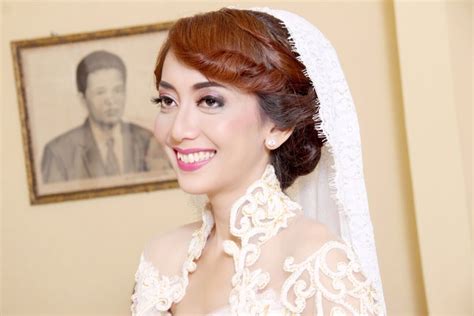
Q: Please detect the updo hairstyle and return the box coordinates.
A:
[154,8,325,190]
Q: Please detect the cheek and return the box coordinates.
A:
[86,101,99,114]
[113,91,126,103]
[90,97,104,109]
[212,110,262,148]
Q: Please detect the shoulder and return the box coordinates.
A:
[282,214,364,281]
[280,215,384,315]
[132,221,203,314]
[44,123,89,153]
[141,220,203,276]
[131,222,201,315]
[281,214,343,262]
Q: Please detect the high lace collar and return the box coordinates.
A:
[194,164,303,314]
[140,164,303,315]
[132,164,384,315]
[199,164,302,248]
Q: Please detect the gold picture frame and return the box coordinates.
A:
[11,21,178,204]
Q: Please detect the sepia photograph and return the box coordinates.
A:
[11,22,177,204]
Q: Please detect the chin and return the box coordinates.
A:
[174,165,222,195]
[105,118,121,125]
[99,119,120,128]
[177,178,211,195]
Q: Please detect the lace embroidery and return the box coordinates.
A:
[250,7,386,312]
[131,164,384,315]
[281,241,383,315]
[130,211,214,316]
[222,164,301,314]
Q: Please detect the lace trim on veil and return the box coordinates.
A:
[250,7,386,312]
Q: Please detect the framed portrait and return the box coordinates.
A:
[11,22,178,204]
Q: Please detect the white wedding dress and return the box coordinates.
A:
[131,165,384,315]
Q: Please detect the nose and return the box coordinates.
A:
[103,91,115,106]
[104,89,123,107]
[169,103,200,144]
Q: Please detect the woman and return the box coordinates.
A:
[131,7,385,316]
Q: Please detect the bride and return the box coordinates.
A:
[131,7,385,316]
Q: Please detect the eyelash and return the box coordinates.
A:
[151,95,224,110]
[151,96,174,108]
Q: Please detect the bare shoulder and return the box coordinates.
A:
[282,214,345,262]
[142,220,202,276]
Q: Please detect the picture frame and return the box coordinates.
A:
[11,21,178,205]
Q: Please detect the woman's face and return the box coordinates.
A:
[154,51,273,196]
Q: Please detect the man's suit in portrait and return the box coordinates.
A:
[41,119,169,183]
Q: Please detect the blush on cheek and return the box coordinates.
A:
[211,110,263,160]
[223,108,261,132]
[213,116,255,142]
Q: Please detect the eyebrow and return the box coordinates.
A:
[159,80,226,91]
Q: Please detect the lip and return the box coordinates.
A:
[173,147,216,172]
[104,109,120,117]
[173,147,216,154]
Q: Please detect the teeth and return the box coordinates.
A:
[177,151,215,163]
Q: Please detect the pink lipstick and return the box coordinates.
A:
[173,147,216,172]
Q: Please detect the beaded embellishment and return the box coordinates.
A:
[131,165,384,315]
[222,164,301,314]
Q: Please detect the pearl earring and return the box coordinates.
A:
[266,139,276,148]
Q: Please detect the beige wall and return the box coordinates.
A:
[1,0,470,315]
[393,1,472,314]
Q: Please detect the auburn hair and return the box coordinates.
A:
[154,8,325,190]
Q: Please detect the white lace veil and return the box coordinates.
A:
[249,7,387,312]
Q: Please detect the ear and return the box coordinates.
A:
[265,125,294,150]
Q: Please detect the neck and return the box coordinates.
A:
[207,192,235,248]
[89,117,119,136]
[206,162,269,248]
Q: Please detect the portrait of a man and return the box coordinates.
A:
[41,50,169,183]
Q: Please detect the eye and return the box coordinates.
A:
[197,96,224,109]
[93,88,106,96]
[151,95,177,112]
[113,85,125,94]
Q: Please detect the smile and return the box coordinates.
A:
[177,151,215,163]
[173,148,216,172]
